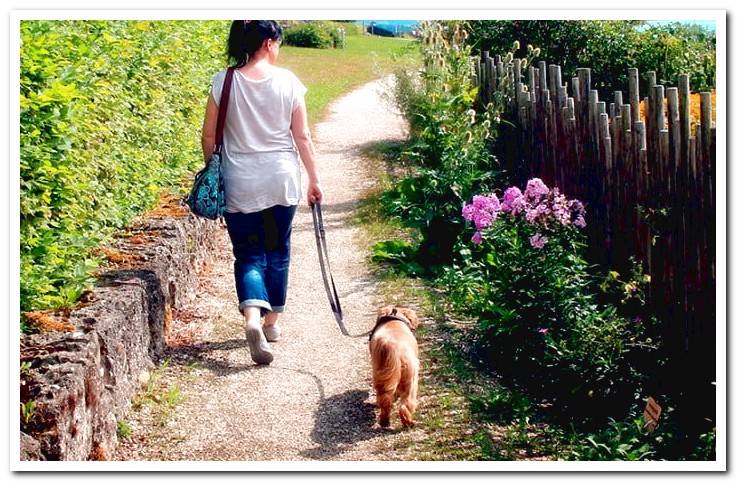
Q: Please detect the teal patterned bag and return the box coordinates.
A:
[186,151,226,220]
[186,67,234,220]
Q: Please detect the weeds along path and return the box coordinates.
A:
[114,76,423,462]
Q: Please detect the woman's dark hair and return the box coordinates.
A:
[228,20,283,67]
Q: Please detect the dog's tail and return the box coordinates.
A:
[372,338,402,393]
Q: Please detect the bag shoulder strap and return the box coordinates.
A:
[214,67,235,153]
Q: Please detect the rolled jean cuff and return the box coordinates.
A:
[239,299,272,313]
[271,305,286,313]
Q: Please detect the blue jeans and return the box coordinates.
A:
[223,205,298,314]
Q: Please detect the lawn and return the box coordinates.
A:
[278,33,420,128]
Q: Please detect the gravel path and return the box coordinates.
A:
[114,76,426,462]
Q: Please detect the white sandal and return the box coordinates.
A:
[246,324,274,364]
[262,323,282,342]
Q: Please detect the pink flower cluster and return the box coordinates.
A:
[461,194,501,232]
[530,233,549,249]
[462,178,586,247]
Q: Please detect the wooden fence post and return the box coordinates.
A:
[677,75,691,346]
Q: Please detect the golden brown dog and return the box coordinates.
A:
[369,305,421,428]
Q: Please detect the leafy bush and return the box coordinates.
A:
[691,429,717,460]
[565,416,658,460]
[385,21,514,266]
[283,21,340,49]
[20,20,228,312]
[466,20,716,98]
[444,178,657,423]
[370,240,424,276]
[563,408,715,461]
[468,384,533,424]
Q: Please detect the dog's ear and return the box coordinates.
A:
[377,305,395,320]
[397,307,420,330]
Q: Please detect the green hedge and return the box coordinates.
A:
[283,21,344,49]
[20,20,228,313]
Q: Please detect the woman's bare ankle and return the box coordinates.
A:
[243,306,262,328]
[263,312,279,327]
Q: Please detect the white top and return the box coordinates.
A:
[210,67,308,214]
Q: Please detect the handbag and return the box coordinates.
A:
[186,67,235,220]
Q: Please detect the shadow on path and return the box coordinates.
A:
[299,388,385,459]
[164,338,259,376]
[267,367,386,459]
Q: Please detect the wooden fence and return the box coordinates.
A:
[476,52,716,429]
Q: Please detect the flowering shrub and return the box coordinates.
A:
[443,177,656,423]
[462,177,587,249]
[384,21,521,266]
[455,178,589,364]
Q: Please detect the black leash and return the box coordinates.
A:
[310,202,371,338]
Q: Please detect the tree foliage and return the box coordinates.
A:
[466,20,716,98]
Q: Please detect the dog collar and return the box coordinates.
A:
[369,314,413,341]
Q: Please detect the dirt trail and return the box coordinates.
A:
[114,76,427,462]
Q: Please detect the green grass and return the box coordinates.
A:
[278,34,420,128]
[131,357,186,427]
[20,400,36,426]
[117,419,133,440]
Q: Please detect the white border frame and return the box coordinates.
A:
[7,8,727,473]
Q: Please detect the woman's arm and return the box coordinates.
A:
[291,99,323,205]
[201,93,218,163]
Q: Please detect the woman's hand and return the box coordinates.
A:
[307,180,323,207]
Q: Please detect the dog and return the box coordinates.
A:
[369,305,421,428]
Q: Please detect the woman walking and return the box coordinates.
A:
[201,20,322,364]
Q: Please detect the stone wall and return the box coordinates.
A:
[19,211,219,461]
